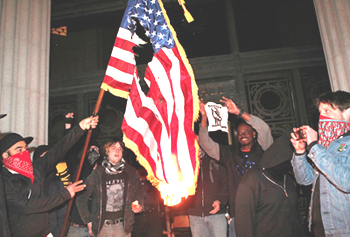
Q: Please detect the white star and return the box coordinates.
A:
[145,30,150,37]
[148,8,153,14]
[156,10,162,17]
[154,20,158,26]
[162,24,167,30]
[151,31,157,37]
[167,38,173,45]
[135,3,141,8]
[158,33,164,39]
[155,42,161,49]
[151,0,156,4]
[142,15,148,21]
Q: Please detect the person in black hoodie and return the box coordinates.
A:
[235,136,305,237]
[0,115,98,237]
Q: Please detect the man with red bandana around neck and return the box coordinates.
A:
[291,90,350,237]
[0,115,98,237]
[198,97,273,237]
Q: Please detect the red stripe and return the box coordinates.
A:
[102,76,131,92]
[114,37,136,53]
[107,57,135,75]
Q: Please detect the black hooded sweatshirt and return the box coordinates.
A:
[235,136,305,237]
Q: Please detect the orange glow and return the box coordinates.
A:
[158,181,190,206]
[51,26,67,36]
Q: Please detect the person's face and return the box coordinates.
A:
[106,142,123,165]
[237,124,256,149]
[90,145,100,154]
[318,102,344,120]
[1,141,27,159]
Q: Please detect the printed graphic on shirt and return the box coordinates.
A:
[106,178,125,212]
[237,154,256,175]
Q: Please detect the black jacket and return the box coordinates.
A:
[235,137,305,237]
[188,153,228,217]
[1,125,85,237]
[219,141,264,216]
[76,163,144,236]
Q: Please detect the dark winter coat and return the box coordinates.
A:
[188,153,228,217]
[235,136,305,237]
[219,141,264,216]
[1,125,85,237]
[76,163,144,236]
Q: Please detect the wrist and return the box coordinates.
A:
[294,150,306,155]
[237,109,245,118]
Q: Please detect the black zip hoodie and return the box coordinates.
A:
[235,136,305,237]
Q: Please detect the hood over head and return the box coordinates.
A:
[33,145,50,162]
[259,136,293,169]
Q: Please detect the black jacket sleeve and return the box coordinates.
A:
[35,125,85,177]
[4,176,71,214]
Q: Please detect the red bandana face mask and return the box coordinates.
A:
[318,115,350,148]
[2,150,34,183]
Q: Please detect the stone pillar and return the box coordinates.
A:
[313,0,350,91]
[0,0,51,146]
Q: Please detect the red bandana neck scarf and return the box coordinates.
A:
[2,150,34,183]
[318,115,350,148]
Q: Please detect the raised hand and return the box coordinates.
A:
[79,116,99,130]
[65,180,86,198]
[220,97,239,115]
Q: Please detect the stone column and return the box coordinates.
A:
[0,0,51,146]
[313,0,350,91]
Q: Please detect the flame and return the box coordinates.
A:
[158,181,190,206]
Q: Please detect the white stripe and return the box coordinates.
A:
[105,66,134,84]
[110,46,136,65]
[116,28,133,41]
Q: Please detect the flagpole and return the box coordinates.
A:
[227,121,232,145]
[60,89,105,237]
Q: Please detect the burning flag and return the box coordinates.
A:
[101,0,199,206]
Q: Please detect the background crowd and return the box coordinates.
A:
[1,90,350,237]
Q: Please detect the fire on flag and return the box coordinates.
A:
[100,0,200,206]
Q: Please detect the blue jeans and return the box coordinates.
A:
[189,214,227,237]
[228,217,236,237]
[98,222,131,237]
[66,225,90,237]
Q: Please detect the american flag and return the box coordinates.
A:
[101,0,200,206]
